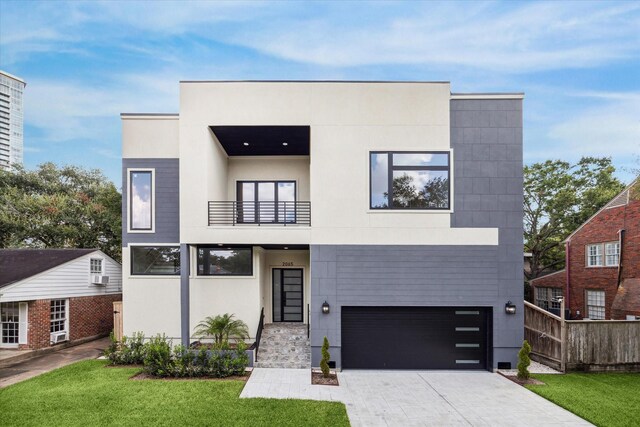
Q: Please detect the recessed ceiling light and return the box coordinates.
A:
[282,142,288,146]
[284,246,288,250]
[243,142,249,146]
[218,243,223,246]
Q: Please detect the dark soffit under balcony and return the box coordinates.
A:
[210,125,310,156]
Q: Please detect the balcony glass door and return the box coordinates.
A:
[272,268,303,322]
[237,181,296,224]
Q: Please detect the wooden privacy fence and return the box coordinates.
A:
[113,301,123,342]
[524,301,564,370]
[524,301,640,372]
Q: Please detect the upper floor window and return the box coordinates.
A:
[586,244,603,267]
[197,246,252,276]
[370,152,450,210]
[586,242,619,267]
[90,258,103,275]
[605,242,620,266]
[129,170,154,231]
[131,246,180,276]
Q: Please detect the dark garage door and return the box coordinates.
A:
[341,306,491,370]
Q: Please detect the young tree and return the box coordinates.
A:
[0,163,122,260]
[524,157,624,282]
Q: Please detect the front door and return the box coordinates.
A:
[272,268,303,322]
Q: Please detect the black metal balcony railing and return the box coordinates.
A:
[208,201,311,226]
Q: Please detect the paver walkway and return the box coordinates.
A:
[0,337,109,388]
[241,368,592,427]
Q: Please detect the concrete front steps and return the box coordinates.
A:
[254,323,310,369]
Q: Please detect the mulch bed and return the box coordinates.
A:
[499,372,545,386]
[129,371,251,382]
[311,371,339,386]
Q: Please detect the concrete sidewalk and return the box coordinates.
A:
[0,337,110,388]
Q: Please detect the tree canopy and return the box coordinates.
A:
[524,157,625,283]
[0,163,121,261]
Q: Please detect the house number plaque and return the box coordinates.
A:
[281,261,294,266]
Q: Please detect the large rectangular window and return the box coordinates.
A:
[370,152,450,210]
[586,290,605,320]
[237,181,296,223]
[131,246,180,275]
[129,170,153,231]
[197,246,252,276]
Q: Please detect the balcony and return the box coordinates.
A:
[208,201,311,226]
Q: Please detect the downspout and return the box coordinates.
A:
[565,241,570,318]
[617,229,625,288]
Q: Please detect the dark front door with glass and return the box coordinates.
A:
[273,268,303,322]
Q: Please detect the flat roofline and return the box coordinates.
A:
[180,80,451,84]
[0,70,26,85]
[120,113,179,118]
[451,93,525,99]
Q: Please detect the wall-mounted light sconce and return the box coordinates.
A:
[505,301,516,315]
[322,301,330,314]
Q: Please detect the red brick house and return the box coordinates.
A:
[0,249,122,350]
[531,179,640,320]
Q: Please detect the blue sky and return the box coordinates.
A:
[1,0,639,188]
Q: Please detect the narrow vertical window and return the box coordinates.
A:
[130,171,153,231]
[587,244,602,267]
[586,290,605,320]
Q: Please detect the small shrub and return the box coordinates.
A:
[144,335,173,377]
[517,340,532,380]
[105,331,146,365]
[320,336,331,378]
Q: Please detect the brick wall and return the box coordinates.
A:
[69,294,121,341]
[19,294,122,350]
[566,198,639,320]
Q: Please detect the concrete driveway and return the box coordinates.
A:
[0,337,109,388]
[241,369,592,426]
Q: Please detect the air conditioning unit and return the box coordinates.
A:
[92,275,109,285]
[50,332,67,344]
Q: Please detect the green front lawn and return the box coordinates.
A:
[527,372,640,427]
[0,360,349,427]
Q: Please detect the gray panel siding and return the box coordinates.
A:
[311,98,524,369]
[122,158,180,246]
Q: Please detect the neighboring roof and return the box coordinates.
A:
[0,249,97,289]
[565,177,639,243]
[529,269,566,283]
[179,79,451,84]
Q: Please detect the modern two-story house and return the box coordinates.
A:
[532,179,639,320]
[121,81,524,370]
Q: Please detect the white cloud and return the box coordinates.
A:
[2,2,639,72]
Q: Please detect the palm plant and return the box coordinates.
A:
[193,313,249,347]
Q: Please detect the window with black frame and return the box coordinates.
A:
[370,152,450,210]
[131,246,180,275]
[197,246,253,276]
[237,181,296,223]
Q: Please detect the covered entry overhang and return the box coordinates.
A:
[210,126,310,156]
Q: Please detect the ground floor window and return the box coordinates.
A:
[50,299,68,333]
[586,290,606,320]
[534,287,563,311]
[1,302,19,345]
